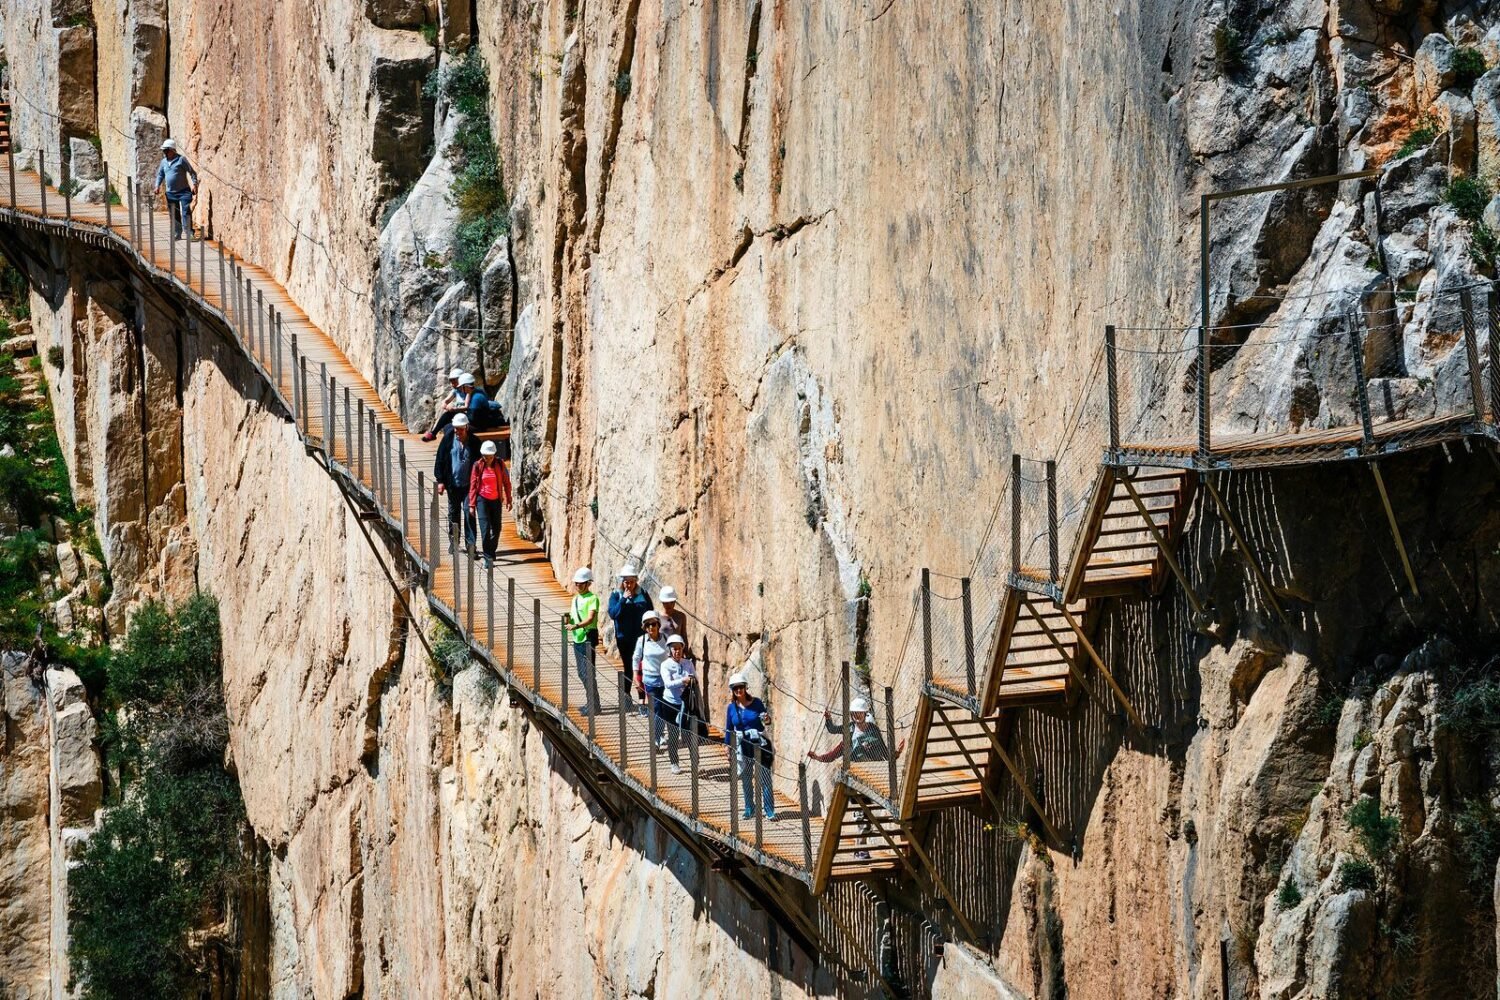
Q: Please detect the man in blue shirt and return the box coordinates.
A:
[456,372,506,433]
[153,139,198,241]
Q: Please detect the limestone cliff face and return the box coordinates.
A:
[6,0,1500,997]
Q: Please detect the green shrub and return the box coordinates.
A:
[420,21,438,46]
[1444,175,1493,222]
[1214,23,1246,73]
[1472,221,1500,273]
[1454,798,1500,890]
[1396,124,1439,159]
[1455,47,1488,87]
[106,594,222,705]
[430,621,471,681]
[1276,877,1303,911]
[1335,856,1378,891]
[1347,796,1400,863]
[47,345,64,369]
[432,49,510,287]
[1442,668,1500,741]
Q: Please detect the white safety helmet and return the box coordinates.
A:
[849,697,871,715]
[659,585,678,603]
[618,564,638,579]
[161,139,177,150]
[480,440,497,456]
[666,634,685,648]
[728,672,749,689]
[448,366,465,380]
[573,567,593,584]
[457,372,476,387]
[452,413,469,427]
[641,610,660,623]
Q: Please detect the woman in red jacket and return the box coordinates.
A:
[467,440,513,569]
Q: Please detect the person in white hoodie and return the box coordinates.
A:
[632,612,670,746]
[660,634,697,774]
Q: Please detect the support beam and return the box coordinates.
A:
[1118,474,1211,619]
[1202,474,1290,626]
[1054,602,1145,732]
[1369,462,1419,596]
[896,817,982,947]
[978,716,1063,849]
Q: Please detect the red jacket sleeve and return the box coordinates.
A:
[467,461,482,507]
[501,461,513,504]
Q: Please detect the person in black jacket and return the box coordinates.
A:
[434,413,479,558]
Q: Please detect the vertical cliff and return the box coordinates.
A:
[3,0,1500,997]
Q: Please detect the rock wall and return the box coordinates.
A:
[5,0,1500,997]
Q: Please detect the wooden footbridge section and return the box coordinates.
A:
[5,148,1500,978]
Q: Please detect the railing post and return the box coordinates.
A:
[61,155,71,222]
[452,529,462,628]
[486,565,495,660]
[840,661,851,774]
[1010,453,1021,570]
[356,398,366,479]
[798,764,813,869]
[168,192,176,273]
[217,241,226,315]
[587,645,598,741]
[649,699,659,793]
[506,577,515,675]
[1349,316,1375,451]
[429,486,440,586]
[1461,287,1486,422]
[320,364,331,447]
[921,568,933,684]
[1105,324,1119,456]
[465,539,475,634]
[198,226,206,296]
[6,144,15,209]
[729,733,741,840]
[257,289,267,360]
[1198,193,1212,462]
[616,670,627,765]
[532,598,541,692]
[690,733,702,823]
[560,617,570,712]
[126,176,136,245]
[752,753,765,852]
[102,162,112,230]
[147,183,155,260]
[1489,283,1500,424]
[961,577,976,698]
[39,149,47,215]
[184,200,192,285]
[275,311,285,390]
[1046,459,1059,583]
[416,471,427,562]
[399,439,409,534]
[384,427,395,511]
[884,686,898,797]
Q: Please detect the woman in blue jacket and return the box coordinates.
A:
[724,672,775,820]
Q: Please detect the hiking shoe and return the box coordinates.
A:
[483,557,494,570]
[854,850,871,861]
[742,809,753,821]
[764,808,777,821]
[671,763,683,775]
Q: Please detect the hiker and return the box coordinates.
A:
[658,585,688,645]
[457,372,506,432]
[467,440,512,569]
[632,611,669,744]
[807,698,889,764]
[433,412,477,557]
[421,367,469,442]
[660,634,697,774]
[609,565,654,678]
[153,139,198,241]
[724,672,776,820]
[568,567,601,716]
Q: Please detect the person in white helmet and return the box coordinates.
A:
[433,411,478,556]
[807,696,888,764]
[608,564,654,679]
[568,567,601,715]
[455,371,506,433]
[421,367,470,441]
[466,439,512,568]
[724,672,775,820]
[658,585,687,645]
[659,634,697,773]
[632,611,670,744]
[153,139,198,241]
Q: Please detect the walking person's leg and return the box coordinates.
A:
[168,197,182,239]
[458,487,476,553]
[738,743,755,818]
[760,748,776,818]
[426,408,457,439]
[572,642,593,716]
[648,684,666,744]
[446,487,463,546]
[477,497,499,565]
[182,197,194,240]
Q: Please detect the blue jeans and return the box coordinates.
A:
[571,640,600,714]
[168,195,192,238]
[644,683,665,743]
[475,495,503,561]
[446,484,475,550]
[737,739,775,816]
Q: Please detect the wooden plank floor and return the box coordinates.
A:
[1117,412,1471,466]
[0,168,823,879]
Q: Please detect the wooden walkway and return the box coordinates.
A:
[0,163,828,885]
[9,147,1500,906]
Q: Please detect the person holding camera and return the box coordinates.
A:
[724,672,775,820]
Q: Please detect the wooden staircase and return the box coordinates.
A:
[897,694,994,817]
[1062,467,1196,603]
[812,781,910,894]
[978,587,1094,711]
[0,104,10,155]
